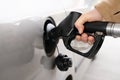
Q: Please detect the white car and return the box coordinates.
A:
[0,0,99,80]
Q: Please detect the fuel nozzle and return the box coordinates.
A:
[106,23,120,38]
[43,11,120,59]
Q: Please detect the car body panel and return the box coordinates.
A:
[0,0,99,80]
[0,17,75,80]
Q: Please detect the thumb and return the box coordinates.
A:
[75,18,85,34]
[75,24,84,34]
[75,13,89,34]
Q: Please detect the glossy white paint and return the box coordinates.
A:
[0,16,75,80]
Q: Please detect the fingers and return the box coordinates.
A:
[88,36,95,44]
[81,33,88,43]
[76,33,89,42]
[76,35,81,41]
[75,23,84,34]
[75,14,95,44]
[76,34,95,45]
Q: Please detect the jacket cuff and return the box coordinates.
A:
[95,1,112,21]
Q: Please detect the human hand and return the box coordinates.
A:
[75,8,102,44]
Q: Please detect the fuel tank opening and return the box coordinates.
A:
[43,17,57,57]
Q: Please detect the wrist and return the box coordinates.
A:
[86,8,103,22]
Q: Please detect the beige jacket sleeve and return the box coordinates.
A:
[95,0,120,22]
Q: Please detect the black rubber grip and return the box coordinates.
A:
[84,21,108,34]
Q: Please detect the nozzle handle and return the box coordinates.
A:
[60,12,108,59]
